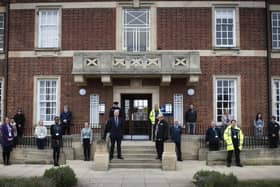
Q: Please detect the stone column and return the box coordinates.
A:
[93,140,109,171]
[162,142,177,170]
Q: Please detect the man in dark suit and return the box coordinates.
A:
[206,121,222,151]
[14,108,25,137]
[104,110,124,160]
[154,113,169,160]
[60,105,72,135]
[50,116,63,166]
[170,119,183,161]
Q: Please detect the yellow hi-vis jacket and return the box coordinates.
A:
[149,109,162,125]
[223,125,244,151]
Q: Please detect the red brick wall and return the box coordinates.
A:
[240,8,267,50]
[9,10,35,51]
[157,8,212,50]
[160,57,268,135]
[7,58,113,128]
[62,9,116,50]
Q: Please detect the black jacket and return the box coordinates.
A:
[206,127,221,145]
[155,119,169,141]
[50,124,63,148]
[185,109,197,123]
[268,121,280,138]
[103,117,123,139]
[14,113,25,128]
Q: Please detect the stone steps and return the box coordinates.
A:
[109,143,161,169]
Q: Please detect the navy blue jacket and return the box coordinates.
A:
[104,117,123,139]
[50,124,63,148]
[170,125,182,143]
[60,111,72,125]
[1,124,14,147]
[205,127,222,144]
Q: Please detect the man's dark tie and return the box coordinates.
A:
[115,117,118,127]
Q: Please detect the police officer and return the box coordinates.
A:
[154,114,169,160]
[268,116,280,148]
[206,121,222,151]
[170,119,183,161]
[223,119,244,167]
[149,104,162,140]
[50,116,63,166]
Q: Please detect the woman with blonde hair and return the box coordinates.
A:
[34,120,48,149]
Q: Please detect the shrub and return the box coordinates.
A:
[0,177,54,187]
[193,170,238,187]
[239,180,280,187]
[43,166,77,187]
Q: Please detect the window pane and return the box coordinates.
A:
[272,12,280,49]
[123,9,150,52]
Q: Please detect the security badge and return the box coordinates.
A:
[233,135,237,139]
[56,133,59,136]
[215,135,218,138]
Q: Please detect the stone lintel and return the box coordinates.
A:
[161,75,171,86]
[101,75,112,86]
[189,75,200,83]
[74,75,87,86]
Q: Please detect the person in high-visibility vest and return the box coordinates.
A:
[149,104,162,140]
[223,119,244,167]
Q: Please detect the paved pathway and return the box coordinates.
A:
[0,161,279,187]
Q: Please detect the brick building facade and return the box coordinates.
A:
[0,0,279,139]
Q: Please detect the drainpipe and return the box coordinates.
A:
[4,0,10,117]
[266,0,272,123]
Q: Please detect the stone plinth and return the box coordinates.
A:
[162,142,177,170]
[93,140,109,171]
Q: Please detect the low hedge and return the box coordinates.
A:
[43,166,77,187]
[193,170,280,187]
[239,180,280,187]
[0,177,54,187]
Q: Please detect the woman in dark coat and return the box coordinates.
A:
[1,117,14,165]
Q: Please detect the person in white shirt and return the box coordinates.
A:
[34,120,48,149]
[10,118,18,147]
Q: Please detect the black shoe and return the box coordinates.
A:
[227,163,231,167]
[155,157,160,160]
[236,163,243,167]
[118,156,124,159]
[177,159,183,162]
[109,157,113,161]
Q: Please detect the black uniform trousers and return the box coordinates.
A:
[2,146,12,165]
[227,146,241,165]
[83,138,91,161]
[110,136,122,159]
[156,140,164,159]
[175,142,182,160]
[269,136,279,148]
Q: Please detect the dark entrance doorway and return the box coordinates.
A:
[121,94,152,140]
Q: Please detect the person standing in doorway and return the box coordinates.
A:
[81,122,93,161]
[1,117,14,166]
[206,121,222,151]
[223,119,244,167]
[154,114,169,160]
[149,104,162,141]
[185,104,197,135]
[268,116,280,148]
[50,116,63,166]
[60,105,72,135]
[109,102,121,118]
[170,119,183,161]
[14,108,25,137]
[104,110,124,160]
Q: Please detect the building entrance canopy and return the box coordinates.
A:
[72,51,201,86]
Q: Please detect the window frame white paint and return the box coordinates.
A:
[213,75,241,126]
[0,13,4,52]
[214,7,237,48]
[36,7,61,50]
[272,78,280,122]
[0,79,4,125]
[34,76,60,126]
[123,8,151,52]
[173,93,184,125]
[90,94,100,128]
[272,11,280,50]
